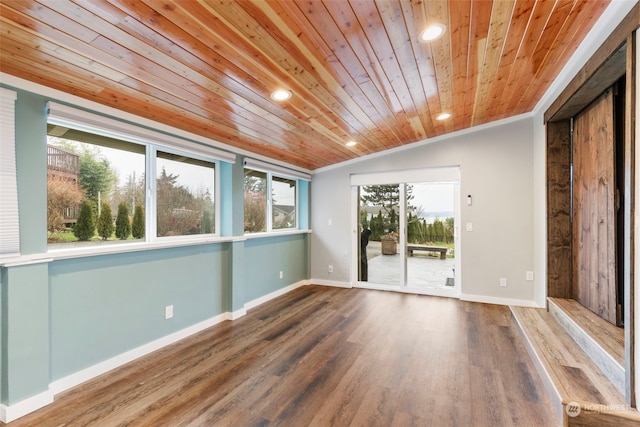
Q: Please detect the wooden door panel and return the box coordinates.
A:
[572,88,617,324]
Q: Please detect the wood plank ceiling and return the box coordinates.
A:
[0,0,609,171]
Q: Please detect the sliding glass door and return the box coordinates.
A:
[354,167,460,296]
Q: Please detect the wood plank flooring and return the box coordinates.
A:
[6,286,557,426]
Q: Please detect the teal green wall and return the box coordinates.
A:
[244,234,309,303]
[0,84,311,408]
[298,180,310,230]
[1,264,50,405]
[15,92,47,255]
[49,245,225,380]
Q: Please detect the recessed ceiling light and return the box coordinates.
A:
[419,23,446,42]
[346,140,357,147]
[271,89,292,101]
[436,113,451,121]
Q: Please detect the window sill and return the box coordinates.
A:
[1,236,243,266]
[243,229,312,240]
[0,230,313,267]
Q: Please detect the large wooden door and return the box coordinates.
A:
[572,88,618,325]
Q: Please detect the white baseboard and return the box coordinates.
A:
[49,312,229,395]
[460,293,541,308]
[244,280,309,310]
[311,279,352,288]
[228,307,247,320]
[0,390,53,423]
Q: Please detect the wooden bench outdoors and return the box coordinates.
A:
[406,245,447,259]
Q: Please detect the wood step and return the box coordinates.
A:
[548,297,624,394]
[510,305,627,422]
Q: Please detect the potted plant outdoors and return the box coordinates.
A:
[381,232,398,255]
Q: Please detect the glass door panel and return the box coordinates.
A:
[405,182,456,289]
[358,184,402,286]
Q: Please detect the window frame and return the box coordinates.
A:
[244,167,299,235]
[45,102,229,253]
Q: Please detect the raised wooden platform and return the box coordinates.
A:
[510,304,628,423]
[548,297,624,394]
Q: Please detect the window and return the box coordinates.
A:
[46,102,230,250]
[47,126,146,248]
[272,176,296,229]
[244,168,297,234]
[156,151,215,237]
[244,169,267,233]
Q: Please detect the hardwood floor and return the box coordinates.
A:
[6,286,557,426]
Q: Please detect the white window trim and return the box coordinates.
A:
[46,103,222,252]
[0,88,19,258]
[243,158,310,181]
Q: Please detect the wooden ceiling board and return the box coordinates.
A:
[518,0,610,113]
[446,0,471,132]
[0,0,611,170]
[462,0,493,128]
[483,0,534,122]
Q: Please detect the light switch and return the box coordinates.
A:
[465,222,473,232]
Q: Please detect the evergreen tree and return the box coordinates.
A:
[359,209,369,229]
[115,202,131,240]
[388,208,397,233]
[370,211,385,241]
[444,217,455,243]
[132,204,145,239]
[407,213,416,243]
[433,218,445,243]
[74,200,95,241]
[202,208,213,234]
[426,223,435,242]
[77,146,116,207]
[96,202,114,240]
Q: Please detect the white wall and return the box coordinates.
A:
[311,116,537,306]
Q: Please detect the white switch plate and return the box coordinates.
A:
[328,218,332,226]
[466,222,473,232]
[328,264,333,273]
[279,271,283,279]
[526,271,534,281]
[165,305,174,319]
[500,278,507,287]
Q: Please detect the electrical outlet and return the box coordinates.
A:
[328,264,333,273]
[500,278,507,287]
[526,271,534,281]
[165,305,174,319]
[279,270,283,279]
